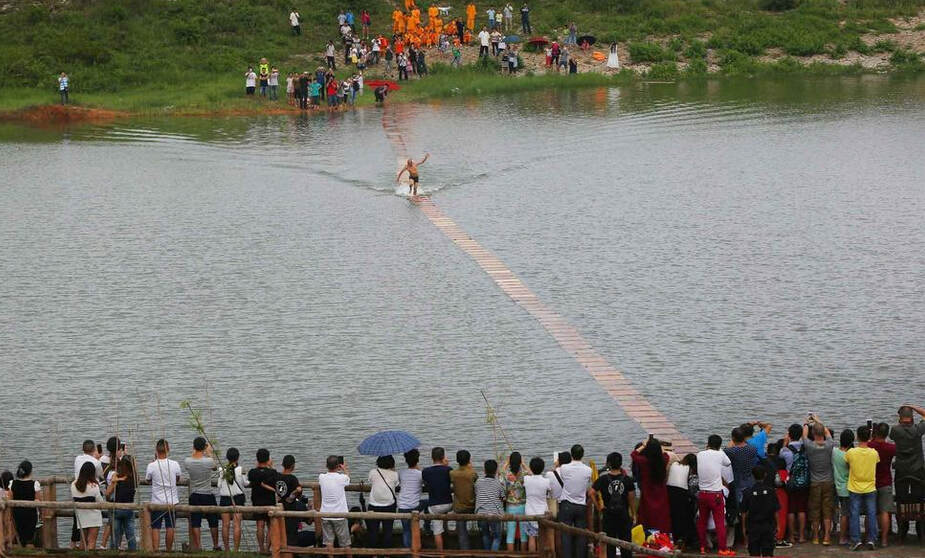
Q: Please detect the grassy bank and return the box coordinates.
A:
[0,0,922,116]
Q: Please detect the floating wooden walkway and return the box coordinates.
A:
[383,110,697,455]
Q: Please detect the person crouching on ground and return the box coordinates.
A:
[741,466,779,557]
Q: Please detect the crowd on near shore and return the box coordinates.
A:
[2,404,924,557]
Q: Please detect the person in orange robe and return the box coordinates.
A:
[411,7,421,23]
[428,4,439,25]
[395,38,405,54]
[463,29,472,44]
[466,3,476,32]
[433,17,442,34]
[405,0,415,11]
[392,10,403,33]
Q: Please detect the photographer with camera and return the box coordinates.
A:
[320,455,352,553]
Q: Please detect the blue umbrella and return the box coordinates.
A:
[357,430,421,456]
[505,35,521,43]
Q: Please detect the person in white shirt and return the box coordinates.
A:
[524,457,551,552]
[218,447,249,552]
[397,449,423,548]
[244,68,257,95]
[72,440,103,548]
[319,455,352,550]
[145,439,182,552]
[72,461,104,550]
[289,8,301,35]
[478,27,491,57]
[696,435,733,554]
[557,445,592,558]
[367,455,399,548]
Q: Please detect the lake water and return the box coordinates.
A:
[1,76,923,487]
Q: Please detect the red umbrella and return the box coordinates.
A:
[527,36,550,46]
[367,79,401,91]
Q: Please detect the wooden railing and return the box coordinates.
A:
[0,499,711,558]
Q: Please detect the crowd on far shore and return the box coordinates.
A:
[239,3,620,111]
[3,404,924,557]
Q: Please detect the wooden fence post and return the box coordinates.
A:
[312,486,323,543]
[41,481,58,549]
[140,504,153,552]
[410,511,421,558]
[596,532,607,558]
[0,503,8,555]
[270,511,283,558]
[543,519,558,558]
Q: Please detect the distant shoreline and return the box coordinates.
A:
[2,61,920,126]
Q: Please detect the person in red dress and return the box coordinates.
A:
[631,437,673,534]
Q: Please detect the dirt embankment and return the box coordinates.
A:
[0,104,128,124]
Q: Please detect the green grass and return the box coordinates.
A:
[0,0,922,112]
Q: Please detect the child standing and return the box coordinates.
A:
[286,73,295,105]
[741,466,780,557]
[475,460,505,551]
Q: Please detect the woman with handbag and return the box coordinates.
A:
[367,455,400,548]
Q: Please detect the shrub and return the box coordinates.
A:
[646,61,679,80]
[472,56,501,73]
[890,48,923,69]
[668,37,684,52]
[684,40,707,59]
[871,39,897,52]
[759,0,799,11]
[628,42,676,62]
[684,58,709,75]
[720,49,761,75]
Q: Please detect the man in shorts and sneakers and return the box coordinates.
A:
[802,417,835,545]
[422,447,454,551]
[320,456,352,554]
[782,424,809,544]
[185,437,220,551]
[890,404,925,543]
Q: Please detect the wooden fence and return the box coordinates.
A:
[0,477,713,558]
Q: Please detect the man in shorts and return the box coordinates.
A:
[396,153,430,196]
[422,447,453,551]
[320,456,351,552]
[248,449,279,552]
[802,418,835,545]
[185,437,220,551]
[146,439,182,552]
[869,422,896,547]
[890,404,925,543]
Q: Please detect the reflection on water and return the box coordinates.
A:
[0,76,923,485]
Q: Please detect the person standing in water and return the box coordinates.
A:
[396,153,430,196]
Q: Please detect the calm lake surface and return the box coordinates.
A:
[1,76,923,482]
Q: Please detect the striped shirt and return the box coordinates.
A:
[474,477,504,515]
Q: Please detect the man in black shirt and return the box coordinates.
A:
[277,454,306,546]
[248,448,278,553]
[591,452,635,558]
[740,466,780,557]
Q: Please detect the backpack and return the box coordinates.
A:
[786,444,810,490]
[605,474,629,514]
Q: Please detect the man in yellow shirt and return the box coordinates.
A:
[844,425,880,550]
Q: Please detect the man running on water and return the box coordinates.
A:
[396,153,430,196]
